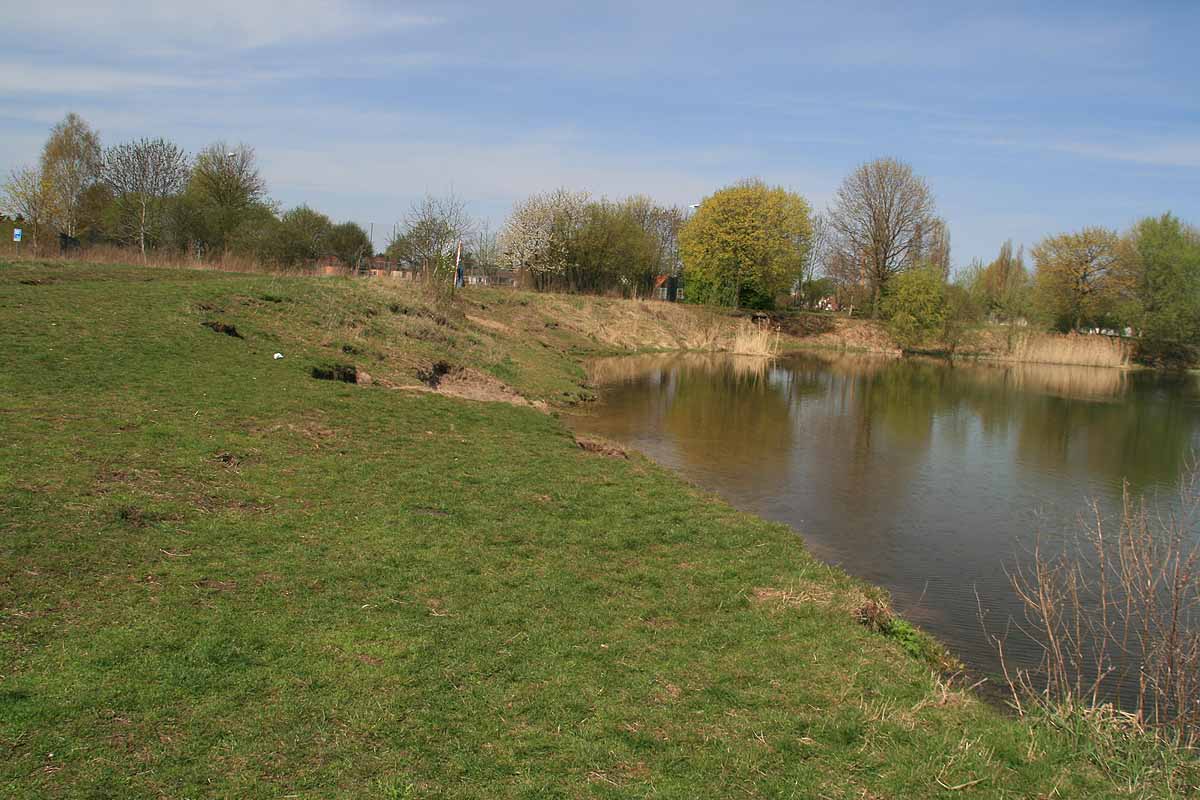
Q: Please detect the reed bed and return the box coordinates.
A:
[1004,331,1134,368]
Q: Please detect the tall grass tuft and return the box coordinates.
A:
[726,319,780,356]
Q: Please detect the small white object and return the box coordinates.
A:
[12,228,22,242]
[273,352,284,360]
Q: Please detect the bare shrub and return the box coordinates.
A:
[994,468,1200,745]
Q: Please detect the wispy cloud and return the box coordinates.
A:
[5,0,442,52]
[1051,140,1200,170]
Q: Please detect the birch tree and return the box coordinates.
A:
[40,112,102,238]
[102,137,190,257]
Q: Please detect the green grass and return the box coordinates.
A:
[0,261,1184,797]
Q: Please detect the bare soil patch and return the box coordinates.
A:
[201,321,243,339]
[311,363,358,383]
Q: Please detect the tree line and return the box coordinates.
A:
[5,113,1198,361]
[1,113,375,269]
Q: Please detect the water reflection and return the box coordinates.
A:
[574,352,1200,677]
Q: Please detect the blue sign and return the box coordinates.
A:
[12,228,21,243]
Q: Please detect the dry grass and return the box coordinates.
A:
[532,294,783,356]
[998,330,1133,368]
[6,244,324,275]
[728,319,780,356]
[992,467,1200,746]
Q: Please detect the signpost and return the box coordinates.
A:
[11,227,20,258]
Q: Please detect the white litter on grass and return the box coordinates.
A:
[273,352,284,360]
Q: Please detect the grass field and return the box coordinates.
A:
[0,262,1187,797]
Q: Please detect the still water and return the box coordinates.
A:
[571,352,1200,678]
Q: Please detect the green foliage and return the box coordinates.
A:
[564,198,667,294]
[186,143,268,252]
[964,240,1030,322]
[881,266,948,350]
[223,202,282,262]
[1122,213,1200,362]
[680,179,812,309]
[275,205,333,265]
[1032,227,1126,332]
[328,221,373,268]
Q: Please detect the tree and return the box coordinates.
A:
[1,166,55,254]
[619,195,684,279]
[276,205,333,265]
[679,179,812,309]
[795,212,833,307]
[1032,227,1125,331]
[881,265,948,350]
[499,189,589,288]
[225,204,283,264]
[389,193,473,289]
[1120,213,1200,361]
[470,223,502,280]
[101,137,190,257]
[966,240,1030,322]
[40,113,102,238]
[912,217,951,278]
[328,221,373,271]
[827,158,939,315]
[189,142,268,251]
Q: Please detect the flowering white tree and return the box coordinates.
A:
[499,189,588,286]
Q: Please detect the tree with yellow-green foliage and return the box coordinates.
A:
[680,179,811,309]
[1032,227,1127,332]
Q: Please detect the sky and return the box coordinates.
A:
[1,0,1198,268]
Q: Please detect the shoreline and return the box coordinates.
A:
[0,259,1183,797]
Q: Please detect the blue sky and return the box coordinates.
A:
[2,1,1197,267]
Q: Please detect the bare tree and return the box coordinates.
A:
[40,112,102,238]
[102,138,190,258]
[797,211,831,304]
[389,193,474,290]
[828,157,938,315]
[471,222,501,280]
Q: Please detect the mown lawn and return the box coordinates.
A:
[0,262,1169,797]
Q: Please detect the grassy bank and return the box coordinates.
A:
[0,261,1185,797]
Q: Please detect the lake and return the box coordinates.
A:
[570,351,1200,681]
